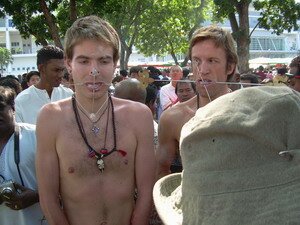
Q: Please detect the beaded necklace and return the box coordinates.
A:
[72,94,119,172]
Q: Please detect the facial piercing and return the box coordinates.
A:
[90,68,100,76]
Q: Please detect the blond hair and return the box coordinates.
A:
[64,15,120,63]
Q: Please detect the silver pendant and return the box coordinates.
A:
[91,125,100,135]
[97,158,105,172]
[90,113,96,121]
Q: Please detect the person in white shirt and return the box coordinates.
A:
[0,86,47,225]
[15,45,73,124]
[159,65,183,111]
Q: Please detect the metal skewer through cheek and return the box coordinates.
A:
[193,61,212,102]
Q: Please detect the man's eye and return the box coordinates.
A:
[79,60,88,64]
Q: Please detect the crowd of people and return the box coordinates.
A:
[0,14,300,225]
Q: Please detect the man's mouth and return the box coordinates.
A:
[197,79,213,85]
[85,82,103,91]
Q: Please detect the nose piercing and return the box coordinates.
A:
[90,68,99,76]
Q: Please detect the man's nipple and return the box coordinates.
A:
[68,167,75,173]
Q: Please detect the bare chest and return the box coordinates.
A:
[56,117,137,177]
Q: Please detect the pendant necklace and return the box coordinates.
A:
[72,94,118,173]
[73,95,109,135]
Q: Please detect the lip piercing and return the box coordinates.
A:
[90,68,100,77]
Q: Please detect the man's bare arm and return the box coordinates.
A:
[156,109,179,179]
[131,104,156,225]
[36,103,70,225]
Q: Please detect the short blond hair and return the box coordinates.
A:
[64,15,120,63]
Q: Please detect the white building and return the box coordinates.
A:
[0,15,41,76]
[0,7,299,76]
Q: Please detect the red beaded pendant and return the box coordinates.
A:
[100,148,108,154]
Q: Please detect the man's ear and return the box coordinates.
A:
[226,63,236,76]
[37,64,44,74]
[65,58,72,74]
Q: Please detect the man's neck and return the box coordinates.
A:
[171,80,177,87]
[199,87,229,107]
[35,82,54,98]
[75,93,109,114]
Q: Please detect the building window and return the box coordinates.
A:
[0,18,5,27]
[250,37,284,51]
[11,42,20,47]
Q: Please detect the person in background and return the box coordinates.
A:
[20,73,29,90]
[119,69,128,79]
[61,69,75,92]
[129,66,143,79]
[26,71,40,87]
[239,73,259,88]
[288,55,300,92]
[175,78,197,103]
[273,67,288,85]
[14,45,73,124]
[159,65,183,111]
[0,86,47,225]
[114,78,146,103]
[255,65,267,81]
[182,67,190,78]
[0,76,22,95]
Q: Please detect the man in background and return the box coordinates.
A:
[0,86,46,225]
[15,45,73,124]
[159,65,183,111]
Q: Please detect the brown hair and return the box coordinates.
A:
[189,25,238,79]
[64,15,120,63]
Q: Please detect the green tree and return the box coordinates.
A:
[0,47,13,75]
[135,0,210,66]
[0,0,147,69]
[0,0,76,48]
[213,0,300,73]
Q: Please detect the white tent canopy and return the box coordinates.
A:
[249,57,293,68]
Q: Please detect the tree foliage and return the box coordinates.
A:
[253,0,300,35]
[213,0,300,73]
[0,47,13,74]
[0,0,64,48]
[136,0,210,65]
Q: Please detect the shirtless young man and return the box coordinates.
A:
[36,16,156,225]
[157,25,238,178]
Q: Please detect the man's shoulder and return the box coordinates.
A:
[113,97,148,112]
[160,99,196,123]
[15,86,35,102]
[160,103,186,121]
